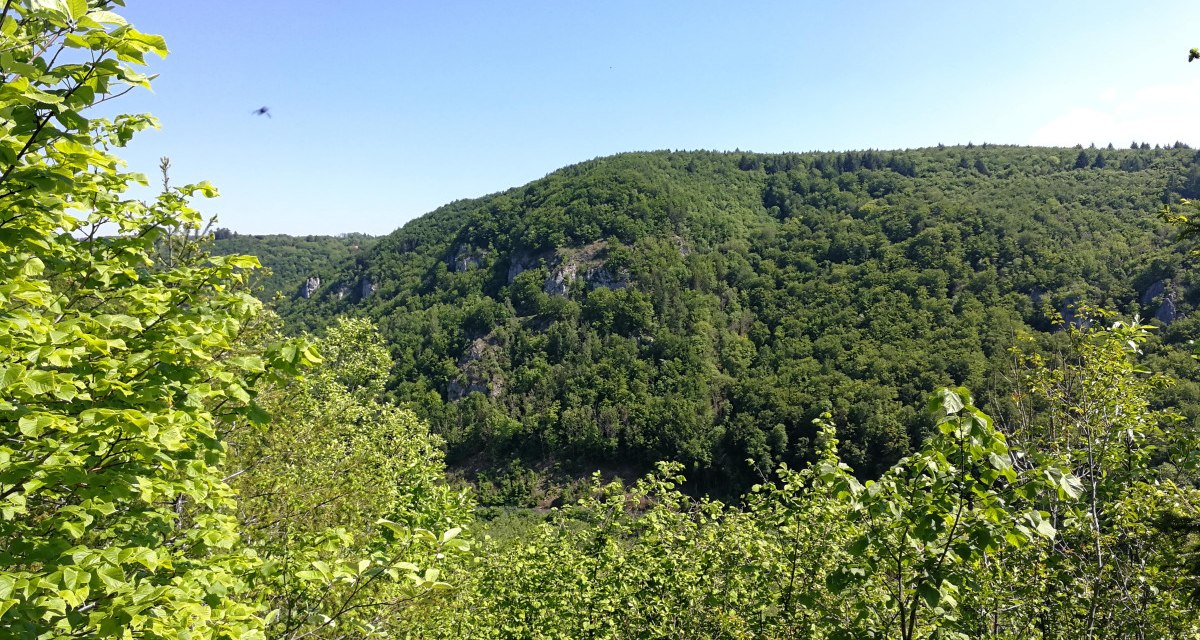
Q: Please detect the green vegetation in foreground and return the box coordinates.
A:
[277,143,1200,498]
[2,3,1199,638]
[0,3,464,637]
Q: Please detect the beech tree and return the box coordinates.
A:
[0,2,305,636]
[229,317,472,639]
[0,4,470,637]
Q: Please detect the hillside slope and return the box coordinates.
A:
[211,232,377,299]
[277,145,1200,498]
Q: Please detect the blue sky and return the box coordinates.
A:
[104,1,1200,235]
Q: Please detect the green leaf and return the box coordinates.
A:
[847,535,869,556]
[65,0,87,20]
[930,387,964,416]
[61,520,85,538]
[32,0,68,16]
[94,314,143,331]
[18,415,45,437]
[128,31,168,57]
[96,565,124,589]
[243,402,272,424]
[294,570,324,583]
[226,383,251,403]
[21,257,45,276]
[228,356,264,372]
[311,561,332,581]
[1060,473,1084,500]
[89,10,128,25]
[1028,511,1057,540]
[917,582,941,608]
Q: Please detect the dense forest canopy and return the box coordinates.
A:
[259,144,1200,498]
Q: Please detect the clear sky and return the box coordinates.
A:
[102,1,1200,236]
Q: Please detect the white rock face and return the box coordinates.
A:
[507,252,540,283]
[301,276,320,299]
[585,266,629,290]
[453,244,483,271]
[544,262,577,296]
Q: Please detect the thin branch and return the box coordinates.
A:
[0,0,14,28]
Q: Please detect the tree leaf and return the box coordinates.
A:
[917,582,941,608]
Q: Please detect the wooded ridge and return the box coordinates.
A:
[240,145,1200,500]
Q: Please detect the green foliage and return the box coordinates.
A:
[0,5,465,638]
[404,323,1199,638]
[229,317,472,639]
[0,2,294,636]
[972,319,1200,636]
[4,5,1197,638]
[827,388,1046,639]
[281,145,1200,498]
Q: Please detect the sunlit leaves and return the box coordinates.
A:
[228,318,472,638]
[0,2,278,637]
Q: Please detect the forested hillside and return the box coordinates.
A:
[276,145,1200,497]
[210,231,376,299]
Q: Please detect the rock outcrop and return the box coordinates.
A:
[300,276,320,299]
[506,252,541,283]
[1156,295,1178,325]
[544,262,577,296]
[585,266,629,290]
[1142,280,1167,305]
[452,244,484,271]
[447,337,505,401]
[536,242,630,296]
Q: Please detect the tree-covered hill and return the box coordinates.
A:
[275,145,1200,497]
[211,231,377,300]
